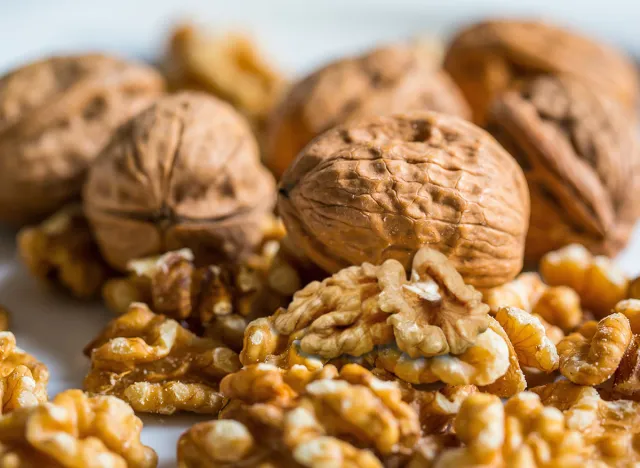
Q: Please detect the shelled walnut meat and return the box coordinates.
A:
[0,54,165,225]
[84,303,240,415]
[444,19,639,124]
[18,204,112,299]
[165,24,287,141]
[83,92,277,271]
[0,389,157,467]
[266,43,471,178]
[487,76,640,261]
[278,112,530,288]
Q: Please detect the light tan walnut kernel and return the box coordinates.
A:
[0,332,48,414]
[614,299,640,333]
[18,205,112,299]
[432,391,588,467]
[180,364,428,466]
[532,380,640,464]
[374,327,510,386]
[484,272,582,332]
[540,244,629,318]
[0,389,157,467]
[84,303,240,414]
[254,246,489,363]
[278,112,529,289]
[557,312,632,385]
[494,306,559,372]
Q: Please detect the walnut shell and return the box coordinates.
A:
[0,54,165,225]
[444,20,639,124]
[83,92,276,271]
[486,76,640,261]
[265,43,471,178]
[278,112,529,289]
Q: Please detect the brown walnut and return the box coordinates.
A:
[278,111,529,288]
[0,54,165,225]
[265,43,471,178]
[83,92,276,271]
[444,19,639,124]
[487,76,640,261]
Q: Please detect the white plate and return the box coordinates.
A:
[1,1,640,466]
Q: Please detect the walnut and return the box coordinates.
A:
[374,327,510,386]
[0,332,48,414]
[179,364,426,466]
[444,19,639,124]
[431,391,590,467]
[18,204,112,299]
[478,316,526,397]
[540,244,629,318]
[484,272,582,332]
[557,312,632,385]
[242,246,489,368]
[487,76,640,261]
[278,112,529,289]
[265,42,470,179]
[103,244,292,322]
[532,380,640,464]
[613,334,640,398]
[494,307,559,372]
[83,303,240,414]
[614,299,640,334]
[0,54,164,226]
[0,389,157,467]
[83,92,276,271]
[164,24,287,143]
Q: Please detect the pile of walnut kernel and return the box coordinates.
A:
[2,15,640,468]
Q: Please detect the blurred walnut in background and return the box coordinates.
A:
[164,24,287,148]
[0,54,165,225]
[487,76,640,261]
[444,20,639,124]
[83,92,276,271]
[265,42,471,178]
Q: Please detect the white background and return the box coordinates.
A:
[0,1,639,466]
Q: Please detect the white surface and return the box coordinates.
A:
[1,1,640,466]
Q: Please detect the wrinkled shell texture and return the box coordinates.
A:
[444,19,639,124]
[266,43,471,178]
[0,54,165,225]
[84,92,276,271]
[278,112,530,288]
[488,76,640,261]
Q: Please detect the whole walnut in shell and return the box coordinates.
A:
[444,20,639,124]
[83,92,276,271]
[486,76,640,260]
[0,54,165,225]
[265,43,471,178]
[278,112,529,288]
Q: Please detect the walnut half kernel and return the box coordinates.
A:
[84,303,240,414]
[0,390,157,467]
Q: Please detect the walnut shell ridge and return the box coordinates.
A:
[444,20,639,124]
[278,111,530,289]
[266,43,471,178]
[0,54,165,225]
[487,76,640,261]
[83,92,276,271]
